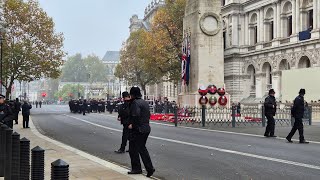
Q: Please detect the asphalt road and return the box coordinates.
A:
[31,105,320,180]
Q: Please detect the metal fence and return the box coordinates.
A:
[0,122,69,180]
[161,105,313,128]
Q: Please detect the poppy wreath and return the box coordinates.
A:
[199,96,208,105]
[198,86,208,96]
[218,96,228,106]
[207,85,217,95]
[209,96,217,106]
[217,88,226,96]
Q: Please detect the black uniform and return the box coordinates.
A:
[82,100,87,116]
[129,98,154,174]
[117,101,130,152]
[287,95,306,142]
[0,103,14,129]
[264,95,277,137]
[22,102,32,128]
[13,99,21,124]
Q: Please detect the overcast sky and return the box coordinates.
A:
[38,0,150,58]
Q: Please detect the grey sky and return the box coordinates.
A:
[38,0,150,58]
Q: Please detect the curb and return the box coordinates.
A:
[29,116,152,180]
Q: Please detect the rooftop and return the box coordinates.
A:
[102,51,120,62]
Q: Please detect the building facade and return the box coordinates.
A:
[222,0,320,103]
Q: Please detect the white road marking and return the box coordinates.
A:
[30,116,153,180]
[65,114,320,171]
[95,113,320,144]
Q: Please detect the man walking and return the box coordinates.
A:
[14,98,21,125]
[264,89,277,137]
[286,89,309,144]
[127,86,155,178]
[39,101,42,108]
[115,92,131,154]
[35,101,38,108]
[22,101,32,128]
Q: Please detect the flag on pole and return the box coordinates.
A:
[186,35,191,86]
[181,35,187,85]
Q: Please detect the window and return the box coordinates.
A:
[308,9,313,30]
[270,21,274,40]
[222,0,226,6]
[254,26,258,44]
[288,16,292,36]
[223,31,226,49]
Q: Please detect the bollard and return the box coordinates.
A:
[51,159,69,180]
[201,105,206,127]
[20,138,30,180]
[232,106,236,128]
[11,132,20,180]
[31,146,45,180]
[5,128,13,180]
[0,124,8,177]
[174,106,178,127]
[261,106,266,127]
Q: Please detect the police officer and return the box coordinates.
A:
[82,99,87,116]
[21,101,32,128]
[286,89,309,144]
[127,86,155,177]
[0,95,14,129]
[14,98,21,125]
[115,92,131,154]
[264,89,277,137]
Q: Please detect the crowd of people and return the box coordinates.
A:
[68,99,123,115]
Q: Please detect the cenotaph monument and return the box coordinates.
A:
[179,0,225,106]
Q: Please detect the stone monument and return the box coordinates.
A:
[179,0,225,106]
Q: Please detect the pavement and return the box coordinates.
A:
[29,105,320,180]
[8,109,151,180]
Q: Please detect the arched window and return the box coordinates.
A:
[301,0,313,30]
[282,1,293,37]
[298,56,311,68]
[265,8,274,41]
[249,13,258,45]
[247,65,256,87]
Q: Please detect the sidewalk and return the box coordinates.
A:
[8,117,151,180]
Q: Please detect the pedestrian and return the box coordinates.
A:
[115,92,131,154]
[127,86,155,177]
[236,102,241,115]
[22,101,32,128]
[264,89,277,137]
[39,101,42,108]
[35,101,38,108]
[286,89,309,144]
[14,98,21,125]
[0,94,14,129]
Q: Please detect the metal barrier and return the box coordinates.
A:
[0,122,70,180]
[169,105,313,128]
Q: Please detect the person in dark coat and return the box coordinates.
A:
[127,86,155,178]
[22,101,32,128]
[115,92,131,154]
[39,101,42,108]
[82,100,87,116]
[264,89,277,137]
[13,98,21,125]
[0,95,14,129]
[286,89,309,144]
[35,101,38,108]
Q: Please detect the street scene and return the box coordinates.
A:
[1,0,320,179]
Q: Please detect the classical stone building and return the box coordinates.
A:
[222,0,320,103]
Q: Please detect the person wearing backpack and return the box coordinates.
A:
[264,89,277,137]
[286,89,309,144]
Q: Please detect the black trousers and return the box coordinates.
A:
[120,125,129,151]
[265,115,275,136]
[15,112,19,124]
[23,115,29,128]
[129,132,154,172]
[287,118,305,141]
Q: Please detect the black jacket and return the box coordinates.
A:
[292,95,305,119]
[22,103,32,116]
[264,95,277,116]
[130,98,151,134]
[14,101,21,113]
[118,101,130,125]
[0,103,14,125]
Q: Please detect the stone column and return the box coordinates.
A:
[241,13,246,46]
[255,73,265,98]
[271,71,281,99]
[318,0,320,29]
[226,17,230,48]
[292,0,297,34]
[277,2,281,38]
[273,3,278,38]
[245,13,249,45]
[296,0,300,32]
[259,8,264,43]
[232,14,239,46]
[313,0,318,29]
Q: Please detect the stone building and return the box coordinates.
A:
[222,0,320,103]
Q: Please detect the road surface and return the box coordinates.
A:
[30,105,320,180]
